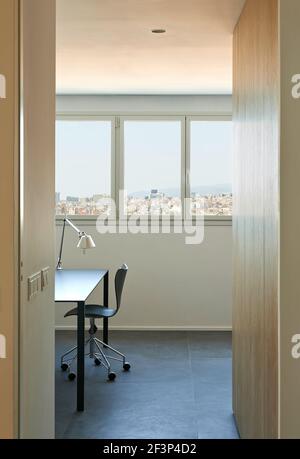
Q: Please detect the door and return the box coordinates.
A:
[0,0,19,440]
[19,0,56,439]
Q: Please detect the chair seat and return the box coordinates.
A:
[64,304,116,319]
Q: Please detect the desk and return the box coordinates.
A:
[55,269,109,411]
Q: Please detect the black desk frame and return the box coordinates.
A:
[56,270,109,412]
[77,271,109,411]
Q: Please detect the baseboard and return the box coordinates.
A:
[55,325,232,332]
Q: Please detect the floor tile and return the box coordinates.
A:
[64,403,198,440]
[188,331,232,359]
[55,331,238,439]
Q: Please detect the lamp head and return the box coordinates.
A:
[77,232,96,251]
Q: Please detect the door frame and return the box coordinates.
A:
[0,0,20,440]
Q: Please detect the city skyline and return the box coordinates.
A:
[55,187,233,217]
[56,182,232,201]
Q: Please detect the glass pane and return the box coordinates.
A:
[124,120,182,216]
[56,120,111,216]
[190,120,233,216]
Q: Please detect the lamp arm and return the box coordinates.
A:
[56,217,85,270]
[65,217,83,235]
[56,218,66,270]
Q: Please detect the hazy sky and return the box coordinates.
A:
[56,119,232,199]
[190,121,233,192]
[124,121,181,194]
[56,120,111,200]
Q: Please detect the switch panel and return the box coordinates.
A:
[28,272,41,301]
[0,73,6,99]
[0,334,6,359]
[41,267,50,291]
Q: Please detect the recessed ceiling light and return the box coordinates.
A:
[151,29,166,34]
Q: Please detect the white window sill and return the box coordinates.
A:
[55,215,232,227]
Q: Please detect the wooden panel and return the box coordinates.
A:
[0,0,19,439]
[19,0,56,438]
[232,0,279,438]
[279,0,300,439]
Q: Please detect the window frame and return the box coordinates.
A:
[186,115,233,222]
[119,115,186,222]
[55,113,232,226]
[55,114,116,221]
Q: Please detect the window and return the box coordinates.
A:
[55,118,113,216]
[188,119,233,216]
[55,115,232,221]
[122,118,183,217]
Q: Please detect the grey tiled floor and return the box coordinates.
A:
[55,331,239,439]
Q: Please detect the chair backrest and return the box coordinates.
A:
[115,263,128,311]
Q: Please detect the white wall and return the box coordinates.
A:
[56,226,232,330]
[55,95,233,330]
[57,94,232,115]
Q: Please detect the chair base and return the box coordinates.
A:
[60,321,131,381]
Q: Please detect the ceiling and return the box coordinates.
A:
[56,0,245,95]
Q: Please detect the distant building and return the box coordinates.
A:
[150,189,166,199]
[55,192,60,204]
[92,193,109,203]
[66,196,79,203]
[79,197,89,204]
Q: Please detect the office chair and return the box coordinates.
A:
[60,264,130,382]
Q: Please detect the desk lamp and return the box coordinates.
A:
[56,216,96,270]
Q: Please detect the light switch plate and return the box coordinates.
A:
[41,267,50,291]
[28,272,41,300]
[0,333,6,359]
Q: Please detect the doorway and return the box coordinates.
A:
[54,0,242,439]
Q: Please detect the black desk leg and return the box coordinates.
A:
[77,301,85,411]
[103,271,109,344]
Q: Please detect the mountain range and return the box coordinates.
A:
[128,183,232,198]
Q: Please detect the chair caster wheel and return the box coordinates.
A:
[68,372,76,381]
[123,362,131,372]
[94,358,101,366]
[108,372,116,382]
[61,363,69,372]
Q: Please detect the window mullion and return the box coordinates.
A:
[184,116,191,220]
[180,116,186,221]
[115,116,121,221]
